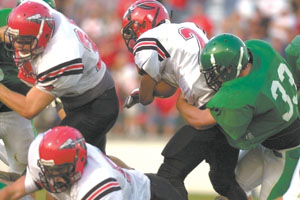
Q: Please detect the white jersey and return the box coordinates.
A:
[24,134,151,200]
[20,0,107,98]
[134,22,215,107]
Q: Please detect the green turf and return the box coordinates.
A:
[188,194,216,200]
[34,189,47,200]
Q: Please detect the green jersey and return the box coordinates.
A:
[207,40,299,150]
[0,42,30,110]
[0,182,6,189]
[0,8,11,27]
[0,8,30,111]
[285,35,300,87]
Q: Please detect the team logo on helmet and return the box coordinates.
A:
[26,14,55,30]
[59,138,85,150]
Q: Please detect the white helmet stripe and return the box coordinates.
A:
[210,54,216,66]
[236,47,244,77]
[37,19,45,40]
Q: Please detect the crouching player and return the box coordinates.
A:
[0,126,184,200]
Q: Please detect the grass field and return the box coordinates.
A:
[35,190,217,200]
[189,194,216,200]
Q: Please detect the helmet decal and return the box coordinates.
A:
[26,14,54,41]
[59,138,85,150]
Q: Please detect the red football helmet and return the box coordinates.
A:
[5,1,55,67]
[121,0,170,52]
[38,126,87,193]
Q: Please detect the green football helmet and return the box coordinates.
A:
[200,33,249,91]
[17,0,56,9]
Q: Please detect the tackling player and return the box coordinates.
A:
[0,7,35,181]
[0,0,119,153]
[0,126,185,200]
[194,33,300,200]
[282,34,300,199]
[121,0,247,199]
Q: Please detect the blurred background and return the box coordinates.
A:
[0,0,299,197]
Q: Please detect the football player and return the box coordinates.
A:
[0,126,185,200]
[282,34,300,200]
[194,33,300,200]
[121,0,247,199]
[0,0,119,153]
[0,7,35,178]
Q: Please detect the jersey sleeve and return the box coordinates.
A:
[133,37,169,82]
[24,134,44,193]
[35,58,84,97]
[206,82,255,141]
[80,177,122,200]
[34,30,86,97]
[285,35,300,87]
[209,105,253,140]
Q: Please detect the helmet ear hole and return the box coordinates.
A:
[141,21,146,29]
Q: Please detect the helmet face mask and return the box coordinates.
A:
[122,20,139,53]
[38,126,87,193]
[4,28,39,66]
[121,0,170,53]
[200,33,249,91]
[202,65,225,92]
[38,160,75,193]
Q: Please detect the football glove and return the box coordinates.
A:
[123,88,140,108]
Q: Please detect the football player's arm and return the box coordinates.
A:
[153,81,177,98]
[139,73,177,105]
[139,73,157,105]
[0,175,28,200]
[108,155,133,170]
[0,26,6,42]
[176,92,216,130]
[0,84,55,119]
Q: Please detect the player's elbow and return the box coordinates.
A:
[193,123,216,130]
[187,119,216,130]
[21,110,38,119]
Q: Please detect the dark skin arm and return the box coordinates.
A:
[176,92,216,130]
[0,26,7,42]
[139,73,177,105]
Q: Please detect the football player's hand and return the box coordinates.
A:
[123,88,140,108]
